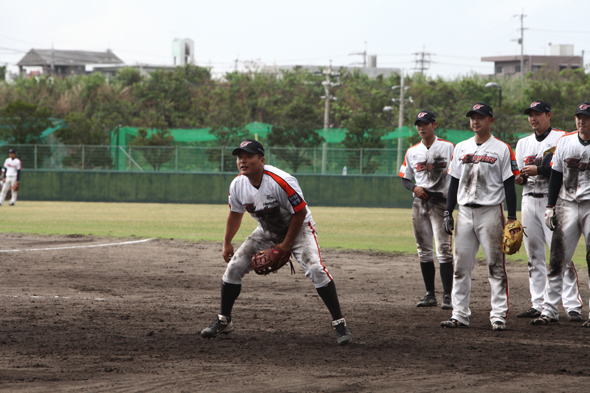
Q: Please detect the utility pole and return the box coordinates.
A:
[320,61,341,174]
[391,71,413,172]
[514,10,527,77]
[349,41,367,68]
[413,46,432,74]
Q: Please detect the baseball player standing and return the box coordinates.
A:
[515,101,582,321]
[440,103,520,331]
[399,110,454,309]
[201,139,352,345]
[0,149,22,206]
[532,102,590,326]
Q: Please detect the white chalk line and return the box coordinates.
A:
[0,238,153,253]
[4,295,107,301]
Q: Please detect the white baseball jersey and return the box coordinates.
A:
[229,165,311,238]
[399,138,454,198]
[3,157,21,177]
[551,131,590,202]
[448,136,520,206]
[515,129,565,195]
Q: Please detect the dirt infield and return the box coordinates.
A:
[0,233,589,392]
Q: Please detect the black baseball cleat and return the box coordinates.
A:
[441,294,452,310]
[492,321,506,331]
[440,318,466,328]
[417,293,437,307]
[517,307,541,318]
[568,311,582,322]
[201,314,234,338]
[530,315,558,325]
[332,318,352,345]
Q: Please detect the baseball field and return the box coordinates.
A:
[0,202,589,392]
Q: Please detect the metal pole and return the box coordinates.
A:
[175,146,178,172]
[34,145,37,169]
[82,145,85,169]
[221,146,224,173]
[321,61,332,174]
[360,148,363,175]
[396,71,405,172]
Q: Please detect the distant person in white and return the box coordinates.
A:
[1,149,22,206]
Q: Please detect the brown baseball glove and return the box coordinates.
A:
[501,221,524,255]
[252,245,294,275]
[12,182,19,192]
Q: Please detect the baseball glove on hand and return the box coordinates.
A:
[501,221,524,255]
[252,245,294,275]
[12,182,19,192]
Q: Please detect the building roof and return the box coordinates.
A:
[481,55,582,63]
[17,49,124,67]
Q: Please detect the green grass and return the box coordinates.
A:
[0,202,586,267]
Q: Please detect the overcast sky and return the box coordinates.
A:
[1,0,589,78]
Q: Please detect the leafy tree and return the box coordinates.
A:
[130,110,175,171]
[342,112,387,174]
[0,65,6,82]
[0,99,52,168]
[268,99,324,173]
[55,112,113,169]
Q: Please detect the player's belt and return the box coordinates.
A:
[463,203,483,208]
[524,193,547,198]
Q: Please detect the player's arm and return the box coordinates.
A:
[442,176,459,235]
[15,168,20,184]
[277,206,307,252]
[503,176,517,226]
[222,211,244,263]
[400,178,429,200]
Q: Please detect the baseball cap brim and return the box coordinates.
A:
[466,109,493,117]
[414,119,434,125]
[524,107,548,114]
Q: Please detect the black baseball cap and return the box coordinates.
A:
[8,149,16,154]
[414,110,436,125]
[524,101,551,114]
[466,103,494,118]
[575,102,590,117]
[232,139,265,156]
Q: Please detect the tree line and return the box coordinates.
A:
[0,65,588,172]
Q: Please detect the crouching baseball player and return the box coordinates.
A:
[399,110,454,309]
[201,139,352,345]
[440,103,520,331]
[0,149,22,206]
[515,101,582,322]
[531,102,590,326]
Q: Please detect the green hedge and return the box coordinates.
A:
[18,170,522,209]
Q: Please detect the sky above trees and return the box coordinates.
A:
[1,0,589,79]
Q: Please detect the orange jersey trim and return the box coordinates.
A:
[264,170,307,213]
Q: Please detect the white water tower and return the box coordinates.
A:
[172,38,195,66]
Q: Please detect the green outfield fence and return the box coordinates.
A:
[6,144,523,208]
[5,144,405,175]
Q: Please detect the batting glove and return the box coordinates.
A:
[545,206,557,231]
[443,211,454,235]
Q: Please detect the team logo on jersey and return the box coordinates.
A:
[580,104,590,111]
[524,155,542,165]
[472,104,484,110]
[460,153,497,165]
[564,158,590,171]
[240,141,252,147]
[415,161,447,172]
[417,112,428,118]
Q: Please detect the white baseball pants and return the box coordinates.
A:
[223,219,332,288]
[542,199,588,320]
[412,197,453,264]
[521,195,582,314]
[451,205,508,326]
[0,176,17,204]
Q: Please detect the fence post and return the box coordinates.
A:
[360,148,363,175]
[34,145,38,169]
[221,147,224,173]
[175,146,178,172]
[82,145,85,170]
[129,146,132,171]
[313,148,316,174]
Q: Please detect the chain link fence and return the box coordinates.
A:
[3,144,406,175]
